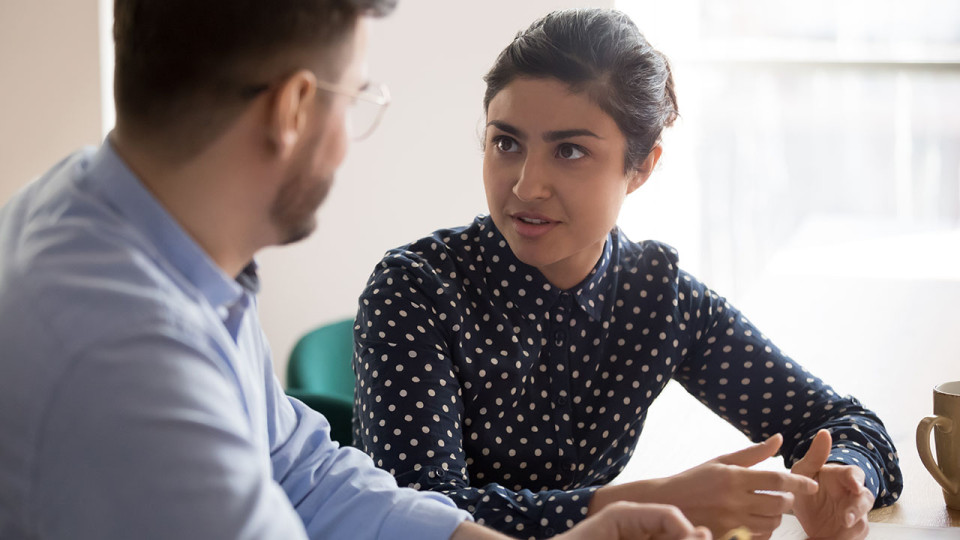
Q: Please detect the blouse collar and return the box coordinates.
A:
[479,216,615,322]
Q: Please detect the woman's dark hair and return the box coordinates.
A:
[483,8,678,172]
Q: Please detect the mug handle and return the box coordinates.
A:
[917,415,960,495]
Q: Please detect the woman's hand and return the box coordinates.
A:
[559,502,711,540]
[590,434,818,539]
[791,430,875,540]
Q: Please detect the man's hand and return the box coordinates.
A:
[451,502,711,540]
[590,434,819,539]
[792,430,875,540]
[559,502,710,540]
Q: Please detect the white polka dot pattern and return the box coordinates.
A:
[353,215,902,539]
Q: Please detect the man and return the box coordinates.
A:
[0,1,711,538]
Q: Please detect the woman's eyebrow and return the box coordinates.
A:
[487,122,603,143]
[486,120,524,139]
[543,128,603,142]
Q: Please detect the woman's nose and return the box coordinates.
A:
[512,158,551,202]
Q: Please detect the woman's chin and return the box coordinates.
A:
[509,248,554,274]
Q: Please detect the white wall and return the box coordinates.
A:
[257,0,614,380]
[0,0,102,202]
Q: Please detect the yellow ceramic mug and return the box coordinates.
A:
[917,381,960,509]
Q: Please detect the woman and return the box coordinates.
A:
[352,8,901,540]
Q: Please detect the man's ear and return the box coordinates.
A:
[626,144,662,195]
[268,70,318,159]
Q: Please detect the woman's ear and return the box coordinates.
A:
[626,144,663,195]
[267,70,318,159]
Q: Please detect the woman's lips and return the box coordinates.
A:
[510,213,559,238]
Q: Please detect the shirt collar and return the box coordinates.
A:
[477,217,558,320]
[80,139,252,310]
[569,232,615,320]
[479,216,615,321]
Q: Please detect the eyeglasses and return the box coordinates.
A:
[241,78,391,141]
[317,79,391,141]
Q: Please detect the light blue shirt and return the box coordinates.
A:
[0,142,471,539]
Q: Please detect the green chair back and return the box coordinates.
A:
[287,318,355,401]
[286,318,356,446]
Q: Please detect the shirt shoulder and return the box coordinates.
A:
[367,217,487,283]
[0,152,210,359]
[614,230,682,276]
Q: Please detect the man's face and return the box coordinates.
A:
[270,19,369,245]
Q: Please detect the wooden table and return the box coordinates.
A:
[612,227,960,532]
[868,438,960,527]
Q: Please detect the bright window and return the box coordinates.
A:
[616,0,960,296]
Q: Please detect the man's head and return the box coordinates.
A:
[113,0,396,157]
[113,0,394,161]
[113,0,395,251]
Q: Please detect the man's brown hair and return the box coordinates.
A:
[113,0,395,158]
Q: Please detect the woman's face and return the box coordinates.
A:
[483,77,659,289]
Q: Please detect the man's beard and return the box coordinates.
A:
[270,154,333,246]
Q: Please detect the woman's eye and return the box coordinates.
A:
[494,136,520,153]
[556,143,586,160]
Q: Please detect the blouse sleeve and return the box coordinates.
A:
[671,268,902,506]
[354,252,596,539]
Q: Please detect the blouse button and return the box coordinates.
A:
[557,395,568,406]
[553,330,565,346]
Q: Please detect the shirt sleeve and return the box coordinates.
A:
[266,366,471,540]
[354,255,595,539]
[671,267,903,506]
[31,325,469,540]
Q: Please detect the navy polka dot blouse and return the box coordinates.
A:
[353,215,902,539]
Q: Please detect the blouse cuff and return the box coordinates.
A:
[826,446,882,501]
